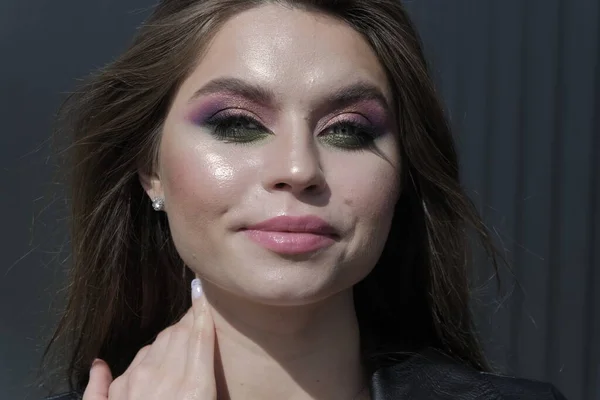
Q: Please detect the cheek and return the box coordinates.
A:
[159,137,251,229]
[336,148,401,224]
[347,165,399,228]
[333,151,401,258]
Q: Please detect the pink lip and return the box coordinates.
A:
[241,216,338,254]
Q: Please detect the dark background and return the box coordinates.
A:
[1,1,598,399]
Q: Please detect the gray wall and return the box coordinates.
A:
[405,2,600,399]
[1,1,598,399]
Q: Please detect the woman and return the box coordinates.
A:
[42,0,567,399]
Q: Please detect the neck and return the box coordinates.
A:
[203,284,369,400]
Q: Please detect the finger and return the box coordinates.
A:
[144,306,196,367]
[159,313,194,379]
[82,359,113,400]
[141,328,173,367]
[125,308,195,374]
[185,278,216,379]
[122,345,151,376]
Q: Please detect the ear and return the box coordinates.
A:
[138,166,164,202]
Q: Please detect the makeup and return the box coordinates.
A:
[244,230,336,254]
[316,99,391,132]
[154,1,402,327]
[185,91,392,150]
[186,93,275,127]
[241,215,338,255]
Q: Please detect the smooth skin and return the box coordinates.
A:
[85,3,400,399]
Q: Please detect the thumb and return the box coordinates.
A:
[82,358,113,400]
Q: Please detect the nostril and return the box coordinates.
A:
[272,182,322,192]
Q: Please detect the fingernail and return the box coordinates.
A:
[91,358,101,368]
[191,278,203,299]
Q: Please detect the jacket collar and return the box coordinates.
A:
[368,347,472,400]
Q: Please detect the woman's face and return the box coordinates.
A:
[145,4,401,306]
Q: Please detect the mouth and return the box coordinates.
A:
[240,215,339,254]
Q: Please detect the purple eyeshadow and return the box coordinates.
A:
[349,101,391,130]
[186,94,392,133]
[186,94,274,126]
[187,99,230,125]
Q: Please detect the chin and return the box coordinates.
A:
[227,264,362,307]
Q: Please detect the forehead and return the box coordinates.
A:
[176,4,391,105]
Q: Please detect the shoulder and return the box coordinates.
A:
[480,371,568,399]
[369,348,568,400]
[45,350,568,400]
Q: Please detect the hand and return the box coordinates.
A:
[83,279,217,400]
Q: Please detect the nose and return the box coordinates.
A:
[261,125,326,196]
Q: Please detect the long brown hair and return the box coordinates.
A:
[43,0,500,394]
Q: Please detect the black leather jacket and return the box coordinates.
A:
[44,348,568,400]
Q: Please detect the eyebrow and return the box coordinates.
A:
[188,77,275,107]
[325,82,392,115]
[187,77,392,114]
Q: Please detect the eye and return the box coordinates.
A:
[204,114,270,143]
[320,121,380,150]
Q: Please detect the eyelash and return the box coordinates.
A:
[208,115,268,143]
[324,120,380,150]
[202,113,381,150]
